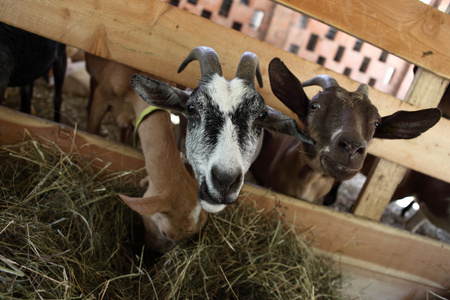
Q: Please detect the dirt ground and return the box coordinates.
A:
[3,75,450,245]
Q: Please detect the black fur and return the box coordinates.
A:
[0,22,66,122]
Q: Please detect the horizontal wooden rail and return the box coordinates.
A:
[0,106,145,176]
[273,0,450,81]
[0,0,449,183]
[242,184,450,299]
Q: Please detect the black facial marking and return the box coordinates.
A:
[203,93,225,148]
[232,94,265,151]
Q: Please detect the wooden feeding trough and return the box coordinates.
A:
[1,0,449,299]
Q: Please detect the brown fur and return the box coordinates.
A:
[85,54,207,252]
[250,58,441,203]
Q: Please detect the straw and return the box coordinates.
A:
[0,139,343,299]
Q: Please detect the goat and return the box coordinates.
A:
[85,53,207,252]
[327,77,450,234]
[250,58,441,202]
[131,46,315,213]
[85,53,136,142]
[0,22,66,122]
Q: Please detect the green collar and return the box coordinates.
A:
[133,105,169,147]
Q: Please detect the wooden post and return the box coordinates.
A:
[353,69,449,220]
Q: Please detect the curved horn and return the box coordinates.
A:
[177,46,223,77]
[302,75,339,90]
[235,52,263,88]
[356,84,370,97]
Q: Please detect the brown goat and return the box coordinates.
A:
[85,54,207,252]
[250,58,441,202]
[85,55,135,142]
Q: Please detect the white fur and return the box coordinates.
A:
[189,203,204,226]
[206,76,248,113]
[201,201,226,213]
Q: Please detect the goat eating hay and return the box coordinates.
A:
[0,139,343,299]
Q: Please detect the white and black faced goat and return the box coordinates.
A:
[131,47,315,213]
[250,58,442,202]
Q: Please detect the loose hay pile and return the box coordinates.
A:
[0,139,343,299]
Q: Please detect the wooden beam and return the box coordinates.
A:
[0,0,449,183]
[241,184,450,298]
[273,0,450,81]
[352,158,407,219]
[0,106,145,176]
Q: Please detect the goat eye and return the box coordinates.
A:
[186,104,196,115]
[374,121,380,128]
[310,103,320,110]
[258,111,268,120]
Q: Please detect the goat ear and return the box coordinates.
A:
[119,194,167,216]
[374,108,441,139]
[268,58,309,120]
[131,74,190,114]
[263,106,315,145]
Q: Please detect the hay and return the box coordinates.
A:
[0,139,343,299]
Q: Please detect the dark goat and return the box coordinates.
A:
[250,58,441,202]
[0,22,66,122]
[325,73,450,233]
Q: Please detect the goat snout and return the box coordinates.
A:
[336,134,366,157]
[211,166,242,200]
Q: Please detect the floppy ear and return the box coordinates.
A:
[374,108,441,139]
[263,106,315,145]
[268,58,310,121]
[131,74,190,114]
[119,194,167,216]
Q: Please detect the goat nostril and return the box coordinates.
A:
[338,140,349,149]
[211,166,242,196]
[338,136,365,157]
[356,146,365,155]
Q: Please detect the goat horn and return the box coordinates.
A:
[178,46,223,78]
[235,52,263,88]
[302,75,339,90]
[356,84,370,97]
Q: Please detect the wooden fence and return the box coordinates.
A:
[0,0,449,298]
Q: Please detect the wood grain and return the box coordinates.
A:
[241,184,450,298]
[353,158,408,219]
[0,106,145,176]
[273,0,450,80]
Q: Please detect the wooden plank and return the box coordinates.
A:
[353,69,448,220]
[353,158,407,219]
[0,106,145,176]
[240,184,450,299]
[273,0,450,81]
[0,0,449,183]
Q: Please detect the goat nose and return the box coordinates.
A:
[211,166,242,199]
[338,136,366,157]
